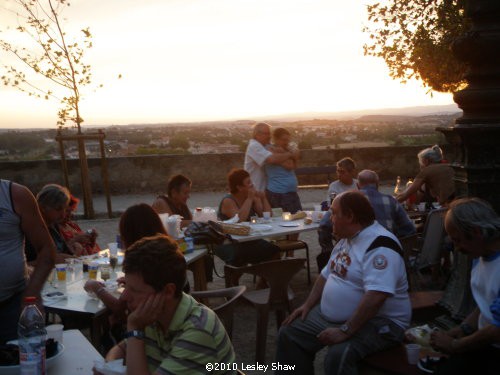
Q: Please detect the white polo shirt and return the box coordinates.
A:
[244,139,272,191]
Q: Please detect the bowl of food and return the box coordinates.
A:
[0,339,64,375]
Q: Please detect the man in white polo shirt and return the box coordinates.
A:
[276,191,411,374]
[244,122,297,191]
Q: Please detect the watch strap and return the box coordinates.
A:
[124,330,145,340]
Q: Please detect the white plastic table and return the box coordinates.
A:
[228,219,320,242]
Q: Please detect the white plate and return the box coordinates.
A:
[417,357,442,373]
[250,224,273,232]
[1,342,64,375]
[279,222,300,227]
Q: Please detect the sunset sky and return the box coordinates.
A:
[0,0,456,129]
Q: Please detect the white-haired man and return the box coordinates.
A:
[430,197,500,374]
[244,122,298,191]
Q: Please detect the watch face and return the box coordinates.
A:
[340,324,349,333]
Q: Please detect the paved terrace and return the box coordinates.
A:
[75,186,395,374]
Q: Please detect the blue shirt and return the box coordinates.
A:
[264,163,298,194]
[360,185,416,237]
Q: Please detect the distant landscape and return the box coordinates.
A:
[0,104,462,161]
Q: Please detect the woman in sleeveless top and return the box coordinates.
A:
[152,174,193,227]
[216,169,279,267]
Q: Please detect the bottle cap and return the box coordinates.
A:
[24,296,37,303]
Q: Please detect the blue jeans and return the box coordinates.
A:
[275,305,404,375]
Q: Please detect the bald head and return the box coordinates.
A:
[357,169,379,189]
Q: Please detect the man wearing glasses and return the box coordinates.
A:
[244,122,298,192]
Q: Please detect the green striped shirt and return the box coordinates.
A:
[144,293,236,374]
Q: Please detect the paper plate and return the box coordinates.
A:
[279,222,300,227]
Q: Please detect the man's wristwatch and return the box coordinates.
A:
[124,330,145,340]
[339,323,351,335]
[459,322,474,336]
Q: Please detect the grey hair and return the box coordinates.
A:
[252,122,271,138]
[36,184,70,210]
[447,197,500,242]
[357,169,379,187]
[418,145,443,164]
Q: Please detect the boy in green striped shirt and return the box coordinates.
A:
[101,234,235,374]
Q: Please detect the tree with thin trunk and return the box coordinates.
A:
[0,0,104,131]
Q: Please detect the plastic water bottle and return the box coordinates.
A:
[394,176,402,195]
[18,296,46,375]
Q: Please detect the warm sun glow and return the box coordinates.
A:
[0,0,456,129]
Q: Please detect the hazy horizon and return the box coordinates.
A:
[1,0,455,129]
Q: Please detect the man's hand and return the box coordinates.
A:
[127,293,165,330]
[282,304,311,326]
[317,327,349,345]
[430,330,455,354]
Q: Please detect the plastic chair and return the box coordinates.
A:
[224,258,306,363]
[191,285,246,339]
[415,208,447,271]
[273,238,311,284]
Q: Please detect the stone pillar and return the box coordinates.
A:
[446,0,500,212]
[438,0,500,321]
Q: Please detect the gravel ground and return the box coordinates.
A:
[76,186,396,374]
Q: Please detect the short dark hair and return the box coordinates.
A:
[337,157,356,172]
[37,184,70,210]
[337,191,375,227]
[228,168,250,194]
[123,234,186,297]
[119,203,167,249]
[272,127,290,142]
[167,175,191,197]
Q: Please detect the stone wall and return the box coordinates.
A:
[0,145,446,195]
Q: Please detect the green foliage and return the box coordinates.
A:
[0,0,103,130]
[363,0,469,93]
[168,136,190,150]
[0,132,46,152]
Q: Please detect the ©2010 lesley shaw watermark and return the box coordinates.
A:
[205,362,295,372]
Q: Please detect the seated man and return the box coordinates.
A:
[318,157,358,255]
[100,234,235,374]
[276,191,410,374]
[430,198,500,375]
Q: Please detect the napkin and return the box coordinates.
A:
[94,359,126,375]
[223,214,239,224]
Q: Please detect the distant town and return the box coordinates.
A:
[0,113,460,161]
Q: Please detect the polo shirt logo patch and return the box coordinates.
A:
[373,255,388,270]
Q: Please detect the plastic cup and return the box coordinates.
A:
[272,207,283,218]
[263,212,271,220]
[46,324,64,343]
[314,204,322,211]
[185,236,194,253]
[100,265,111,281]
[88,262,99,280]
[418,202,426,212]
[55,264,67,281]
[406,343,421,365]
[108,242,118,256]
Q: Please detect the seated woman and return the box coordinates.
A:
[58,195,100,256]
[25,184,75,264]
[216,168,279,267]
[84,203,175,348]
[152,174,193,227]
[397,145,455,206]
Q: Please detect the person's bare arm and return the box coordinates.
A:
[317,290,390,345]
[151,197,172,215]
[396,177,424,202]
[220,195,253,222]
[282,275,326,325]
[12,183,55,300]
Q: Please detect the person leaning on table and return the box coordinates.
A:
[430,198,500,375]
[0,179,55,344]
[276,191,411,375]
[94,234,236,375]
[152,174,193,228]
